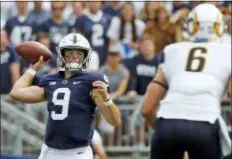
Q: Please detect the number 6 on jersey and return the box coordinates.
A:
[185,47,208,72]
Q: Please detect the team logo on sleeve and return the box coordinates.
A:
[49,81,56,86]
[73,81,81,85]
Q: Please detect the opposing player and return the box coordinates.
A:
[10,33,121,159]
[141,4,231,159]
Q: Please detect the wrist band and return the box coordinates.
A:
[27,68,36,76]
[104,98,113,107]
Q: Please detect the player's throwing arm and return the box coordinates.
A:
[10,56,46,103]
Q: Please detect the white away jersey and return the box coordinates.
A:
[157,42,231,123]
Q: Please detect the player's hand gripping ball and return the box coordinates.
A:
[32,56,47,71]
[92,81,109,101]
[16,41,52,63]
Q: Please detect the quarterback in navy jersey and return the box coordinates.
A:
[72,2,111,66]
[10,33,121,159]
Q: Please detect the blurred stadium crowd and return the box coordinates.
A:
[0,1,231,159]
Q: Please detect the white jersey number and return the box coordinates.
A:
[11,26,32,45]
[51,88,71,120]
[91,24,104,47]
[185,47,207,72]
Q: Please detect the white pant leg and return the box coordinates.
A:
[38,144,93,159]
[78,146,93,159]
[38,144,48,159]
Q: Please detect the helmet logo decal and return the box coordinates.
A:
[73,35,77,44]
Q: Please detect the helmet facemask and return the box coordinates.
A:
[57,33,92,71]
[57,47,91,72]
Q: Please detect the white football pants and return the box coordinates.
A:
[38,144,93,159]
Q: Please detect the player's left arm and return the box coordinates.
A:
[10,56,46,103]
[92,81,121,127]
[141,70,168,129]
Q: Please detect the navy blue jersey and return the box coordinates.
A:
[39,19,70,55]
[39,71,109,149]
[4,16,37,45]
[28,9,50,25]
[124,53,164,95]
[0,44,19,94]
[72,11,111,65]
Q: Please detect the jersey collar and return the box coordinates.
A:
[84,10,103,22]
[58,70,83,79]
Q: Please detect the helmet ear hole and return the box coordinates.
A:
[61,49,65,56]
[82,50,91,69]
[78,49,88,58]
[214,22,223,37]
[187,12,199,36]
[188,20,199,36]
[192,21,199,35]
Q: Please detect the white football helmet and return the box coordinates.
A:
[187,3,224,42]
[57,33,92,71]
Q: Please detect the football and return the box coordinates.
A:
[15,41,53,63]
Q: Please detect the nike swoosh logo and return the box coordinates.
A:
[78,151,84,154]
[73,81,81,85]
